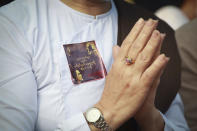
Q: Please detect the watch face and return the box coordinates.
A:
[86,107,101,123]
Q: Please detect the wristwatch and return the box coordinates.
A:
[85,107,113,131]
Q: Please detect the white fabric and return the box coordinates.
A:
[155,6,189,30]
[0,0,189,131]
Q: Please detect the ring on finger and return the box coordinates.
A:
[125,56,135,65]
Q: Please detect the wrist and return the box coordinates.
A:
[84,103,116,131]
[135,107,164,131]
[94,102,117,130]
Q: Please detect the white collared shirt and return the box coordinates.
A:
[0,0,189,130]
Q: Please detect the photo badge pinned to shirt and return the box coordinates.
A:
[63,41,107,84]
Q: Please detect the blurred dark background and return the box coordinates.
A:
[134,0,184,12]
[0,0,13,7]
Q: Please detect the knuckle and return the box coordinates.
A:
[142,73,153,85]
[144,73,152,80]
[149,37,159,47]
[146,44,155,52]
[123,36,133,46]
[133,26,141,34]
[153,60,162,69]
[131,42,141,50]
[139,53,150,63]
[140,30,149,38]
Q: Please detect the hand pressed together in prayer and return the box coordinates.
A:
[93,18,169,131]
[0,0,189,130]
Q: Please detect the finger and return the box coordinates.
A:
[145,55,168,103]
[149,57,168,100]
[154,33,166,58]
[151,33,165,68]
[113,45,121,61]
[118,18,145,59]
[141,54,170,88]
[127,19,158,61]
[135,30,161,73]
[152,59,167,89]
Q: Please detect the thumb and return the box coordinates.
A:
[112,45,120,60]
[152,57,169,90]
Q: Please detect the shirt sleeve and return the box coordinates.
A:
[56,94,190,131]
[55,113,90,131]
[0,15,37,131]
[160,93,190,131]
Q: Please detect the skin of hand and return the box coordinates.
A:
[92,18,169,130]
[112,33,167,131]
[134,76,165,131]
[133,33,167,131]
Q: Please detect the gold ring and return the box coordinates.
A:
[125,56,135,65]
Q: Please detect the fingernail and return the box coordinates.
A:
[161,54,170,62]
[160,54,169,62]
[160,54,165,60]
[147,18,153,26]
[153,19,159,26]
[137,18,144,25]
[166,57,170,62]
[160,33,166,43]
[153,30,160,38]
[161,33,166,39]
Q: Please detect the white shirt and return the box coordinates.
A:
[155,6,189,30]
[0,0,189,130]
